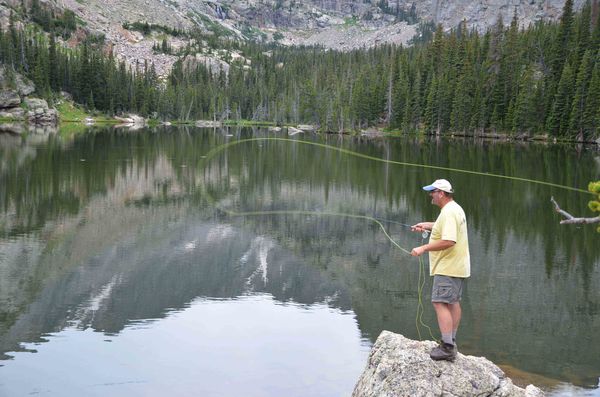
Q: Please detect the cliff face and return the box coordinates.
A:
[2,0,585,49]
[218,0,584,32]
[428,0,584,31]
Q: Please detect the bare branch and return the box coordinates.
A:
[550,197,600,225]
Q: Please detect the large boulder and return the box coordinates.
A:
[0,90,21,108]
[114,114,146,129]
[24,97,49,110]
[353,331,544,397]
[25,98,58,125]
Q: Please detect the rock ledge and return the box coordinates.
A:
[353,331,544,397]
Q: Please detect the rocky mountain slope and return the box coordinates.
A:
[47,0,587,46]
[0,0,587,87]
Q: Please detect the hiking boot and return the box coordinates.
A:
[430,342,457,362]
[437,339,458,354]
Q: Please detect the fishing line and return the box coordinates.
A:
[197,136,588,341]
[200,137,592,194]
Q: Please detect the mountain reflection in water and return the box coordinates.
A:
[0,126,599,396]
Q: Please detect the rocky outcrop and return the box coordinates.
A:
[353,331,544,397]
[0,67,58,127]
[25,98,58,125]
[183,54,231,77]
[0,90,21,108]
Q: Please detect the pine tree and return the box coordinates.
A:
[424,72,438,132]
[77,44,92,104]
[512,66,537,134]
[592,0,600,52]
[582,53,600,139]
[551,0,575,77]
[569,50,593,139]
[48,33,59,90]
[450,70,473,133]
[579,1,592,55]
[547,62,575,136]
[391,64,409,128]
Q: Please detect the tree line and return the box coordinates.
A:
[160,0,600,141]
[1,0,600,140]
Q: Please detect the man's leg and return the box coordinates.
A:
[433,302,453,344]
[448,302,461,341]
[429,302,456,361]
[429,275,462,361]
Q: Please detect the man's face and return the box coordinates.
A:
[429,189,443,207]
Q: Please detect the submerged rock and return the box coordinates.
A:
[352,331,544,397]
[287,126,303,135]
[297,124,316,132]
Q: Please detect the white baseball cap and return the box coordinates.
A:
[422,179,454,193]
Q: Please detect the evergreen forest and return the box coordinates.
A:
[1,0,600,141]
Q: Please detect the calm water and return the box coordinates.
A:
[0,127,599,396]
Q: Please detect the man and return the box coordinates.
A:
[411,178,470,362]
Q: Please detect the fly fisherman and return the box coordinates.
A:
[411,179,470,362]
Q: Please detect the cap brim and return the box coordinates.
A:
[422,185,436,191]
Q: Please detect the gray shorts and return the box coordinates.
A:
[432,275,465,304]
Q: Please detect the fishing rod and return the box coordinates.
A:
[375,218,430,239]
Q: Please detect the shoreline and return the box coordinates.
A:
[1,118,599,147]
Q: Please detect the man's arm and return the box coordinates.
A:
[411,239,455,257]
[411,222,435,232]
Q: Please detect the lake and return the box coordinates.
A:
[0,126,599,396]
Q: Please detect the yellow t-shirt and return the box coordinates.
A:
[429,200,471,278]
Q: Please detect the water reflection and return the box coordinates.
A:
[0,126,599,396]
[1,295,368,397]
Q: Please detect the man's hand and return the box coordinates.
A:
[411,239,455,257]
[411,222,433,233]
[411,246,427,256]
